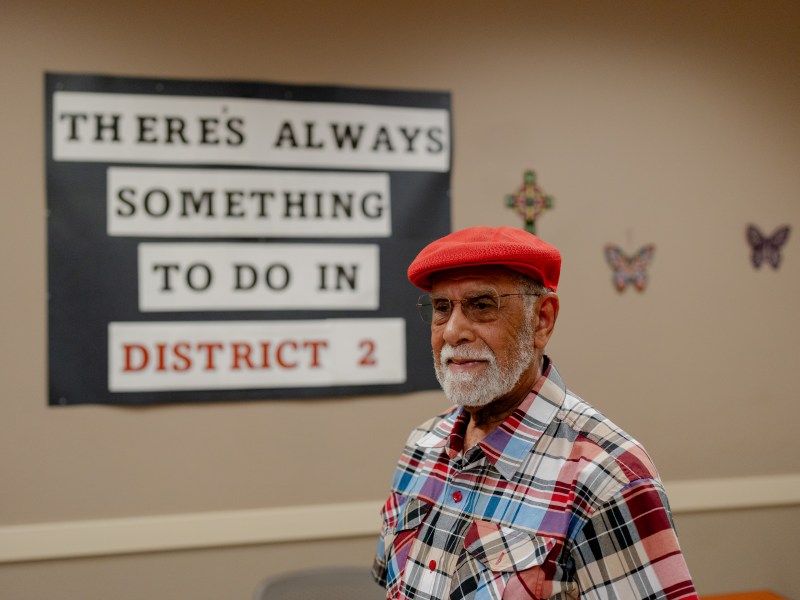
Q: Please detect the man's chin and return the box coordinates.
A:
[442,380,498,408]
[436,366,502,407]
[451,395,496,408]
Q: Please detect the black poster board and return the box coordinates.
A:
[46,73,451,405]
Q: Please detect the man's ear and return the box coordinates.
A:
[534,293,559,350]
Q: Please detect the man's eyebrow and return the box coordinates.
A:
[430,288,498,298]
[464,288,498,297]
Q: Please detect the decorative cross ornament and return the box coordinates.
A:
[505,169,554,234]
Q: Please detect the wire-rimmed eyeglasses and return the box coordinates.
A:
[416,291,539,325]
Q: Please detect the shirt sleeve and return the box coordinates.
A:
[570,479,697,599]
[372,492,401,589]
[372,535,388,588]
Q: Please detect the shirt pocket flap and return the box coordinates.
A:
[395,496,433,532]
[464,521,557,573]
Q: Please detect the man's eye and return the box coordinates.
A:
[432,300,451,313]
[468,296,497,311]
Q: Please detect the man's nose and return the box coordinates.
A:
[442,301,475,346]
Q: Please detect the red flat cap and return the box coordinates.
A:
[408,226,561,291]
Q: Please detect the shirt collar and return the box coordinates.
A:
[414,358,567,481]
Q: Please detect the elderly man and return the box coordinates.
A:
[373,226,695,599]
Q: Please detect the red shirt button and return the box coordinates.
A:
[429,559,437,571]
[453,491,462,502]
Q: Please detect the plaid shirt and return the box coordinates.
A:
[373,359,696,599]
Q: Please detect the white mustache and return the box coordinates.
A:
[439,344,494,364]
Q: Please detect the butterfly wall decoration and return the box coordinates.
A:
[746,224,790,269]
[604,244,655,292]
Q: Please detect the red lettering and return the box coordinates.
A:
[196,342,224,370]
[259,342,271,368]
[119,338,334,374]
[123,343,149,372]
[359,339,377,366]
[156,342,168,372]
[231,342,254,370]
[303,340,328,368]
[173,342,192,371]
[276,340,298,368]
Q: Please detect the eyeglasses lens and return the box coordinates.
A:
[416,293,502,324]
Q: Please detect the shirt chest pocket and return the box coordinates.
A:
[452,521,559,600]
[382,496,433,585]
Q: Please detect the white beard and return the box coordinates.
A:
[434,320,536,408]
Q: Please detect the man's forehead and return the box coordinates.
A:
[429,265,519,291]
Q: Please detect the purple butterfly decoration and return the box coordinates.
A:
[746,224,790,269]
[604,244,655,292]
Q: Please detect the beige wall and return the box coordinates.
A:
[2,0,799,598]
